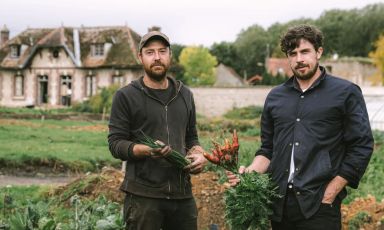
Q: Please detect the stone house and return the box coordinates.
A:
[0,25,144,108]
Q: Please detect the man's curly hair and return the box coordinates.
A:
[280,25,323,54]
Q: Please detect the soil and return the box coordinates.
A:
[3,168,384,230]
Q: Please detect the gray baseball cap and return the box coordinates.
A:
[138,31,170,51]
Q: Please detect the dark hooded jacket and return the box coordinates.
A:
[108,76,199,199]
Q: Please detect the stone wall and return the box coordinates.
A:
[191,87,272,117]
[191,86,384,118]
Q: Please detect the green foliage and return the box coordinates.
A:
[67,195,124,230]
[171,43,185,63]
[261,71,288,85]
[344,131,384,203]
[197,117,259,133]
[224,172,281,230]
[73,85,120,114]
[1,192,124,230]
[369,33,384,84]
[179,46,218,86]
[224,106,263,120]
[234,25,271,78]
[348,211,372,230]
[210,42,242,75]
[6,200,57,230]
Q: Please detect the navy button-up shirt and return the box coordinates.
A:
[256,66,374,221]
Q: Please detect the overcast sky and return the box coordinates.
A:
[1,0,383,46]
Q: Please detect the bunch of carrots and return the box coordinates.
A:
[203,130,280,230]
[203,130,239,173]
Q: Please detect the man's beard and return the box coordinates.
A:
[144,61,169,82]
[292,62,319,80]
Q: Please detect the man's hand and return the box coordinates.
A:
[185,146,207,174]
[322,175,348,204]
[226,165,248,187]
[133,143,172,158]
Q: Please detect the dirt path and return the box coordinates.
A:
[0,175,76,187]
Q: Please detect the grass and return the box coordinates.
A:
[0,119,119,172]
[0,106,73,115]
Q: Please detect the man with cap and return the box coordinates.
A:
[108,30,207,230]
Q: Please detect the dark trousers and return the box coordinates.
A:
[124,193,197,230]
[271,184,341,230]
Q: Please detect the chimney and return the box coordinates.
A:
[148,26,161,32]
[0,25,10,46]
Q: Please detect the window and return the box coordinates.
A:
[91,44,104,56]
[112,75,124,87]
[10,45,21,58]
[14,74,24,96]
[60,75,72,106]
[86,75,97,97]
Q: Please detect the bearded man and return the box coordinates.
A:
[108,30,207,230]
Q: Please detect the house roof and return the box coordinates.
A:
[266,58,293,77]
[0,26,142,69]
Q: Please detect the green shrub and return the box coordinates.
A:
[197,117,259,133]
[348,211,372,230]
[73,85,120,114]
[224,106,263,120]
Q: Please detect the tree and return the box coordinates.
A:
[179,46,218,86]
[171,43,185,63]
[233,24,270,78]
[369,34,384,84]
[210,42,242,74]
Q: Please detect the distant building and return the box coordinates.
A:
[322,57,382,86]
[266,58,292,77]
[214,63,246,87]
[0,25,145,107]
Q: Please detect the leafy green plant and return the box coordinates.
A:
[68,195,124,230]
[225,172,280,230]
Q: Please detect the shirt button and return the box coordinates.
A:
[295,142,299,146]
[288,184,293,189]
[296,118,300,122]
[295,168,299,171]
[289,143,292,146]
[300,95,304,98]
[296,192,300,195]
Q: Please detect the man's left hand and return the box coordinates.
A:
[322,175,348,204]
[185,146,207,174]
